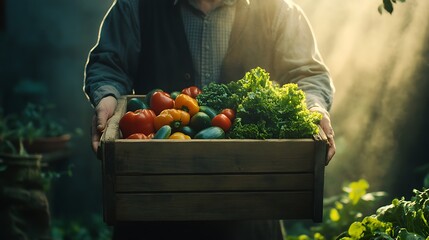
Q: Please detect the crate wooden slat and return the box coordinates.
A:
[116,173,314,192]
[100,96,328,225]
[114,140,315,174]
[116,192,314,221]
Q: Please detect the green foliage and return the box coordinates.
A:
[0,103,77,154]
[284,183,429,240]
[338,188,429,239]
[51,214,112,240]
[9,103,67,139]
[378,0,406,14]
[197,67,322,139]
[284,179,388,240]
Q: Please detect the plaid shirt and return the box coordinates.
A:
[180,0,237,88]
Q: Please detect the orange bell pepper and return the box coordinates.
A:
[154,109,190,131]
[174,94,199,116]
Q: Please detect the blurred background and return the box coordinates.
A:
[0,0,428,239]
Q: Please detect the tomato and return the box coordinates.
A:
[150,91,175,115]
[181,86,202,99]
[126,133,149,139]
[119,109,156,138]
[221,108,236,121]
[211,113,232,132]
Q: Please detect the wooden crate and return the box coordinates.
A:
[100,96,328,225]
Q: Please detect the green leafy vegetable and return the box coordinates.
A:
[339,188,429,239]
[197,67,322,139]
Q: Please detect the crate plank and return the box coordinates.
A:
[113,140,315,174]
[115,192,314,221]
[116,173,314,192]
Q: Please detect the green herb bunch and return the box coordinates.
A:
[197,67,322,139]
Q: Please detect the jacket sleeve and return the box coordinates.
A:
[271,0,335,115]
[83,0,141,107]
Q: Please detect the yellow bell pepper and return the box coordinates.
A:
[169,132,191,140]
[174,94,199,116]
[154,109,190,131]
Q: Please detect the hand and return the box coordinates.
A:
[91,96,117,153]
[311,108,336,165]
[319,112,336,165]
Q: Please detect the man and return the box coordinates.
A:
[84,0,335,239]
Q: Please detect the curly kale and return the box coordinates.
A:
[197,67,322,139]
[196,82,241,112]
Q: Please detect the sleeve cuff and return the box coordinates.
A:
[91,85,122,107]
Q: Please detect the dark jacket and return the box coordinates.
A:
[84,0,334,116]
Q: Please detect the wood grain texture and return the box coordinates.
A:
[115,191,314,221]
[116,173,314,192]
[113,140,315,174]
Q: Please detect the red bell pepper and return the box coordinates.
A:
[119,109,156,138]
[181,86,202,99]
[150,91,175,115]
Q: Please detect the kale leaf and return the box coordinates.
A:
[197,67,322,139]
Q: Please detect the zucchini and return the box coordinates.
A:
[194,126,225,139]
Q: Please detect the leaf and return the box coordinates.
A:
[330,208,340,222]
[378,4,384,14]
[348,179,370,205]
[383,0,394,14]
[348,222,366,238]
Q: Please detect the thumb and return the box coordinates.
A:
[95,96,117,132]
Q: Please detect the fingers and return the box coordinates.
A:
[319,114,336,165]
[92,96,118,154]
[326,133,336,165]
[91,115,101,153]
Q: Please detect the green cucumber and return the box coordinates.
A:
[194,126,225,139]
[127,97,148,112]
[179,126,196,138]
[190,112,211,132]
[153,125,172,139]
[198,105,218,119]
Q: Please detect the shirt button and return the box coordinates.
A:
[184,73,191,80]
[205,44,210,50]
